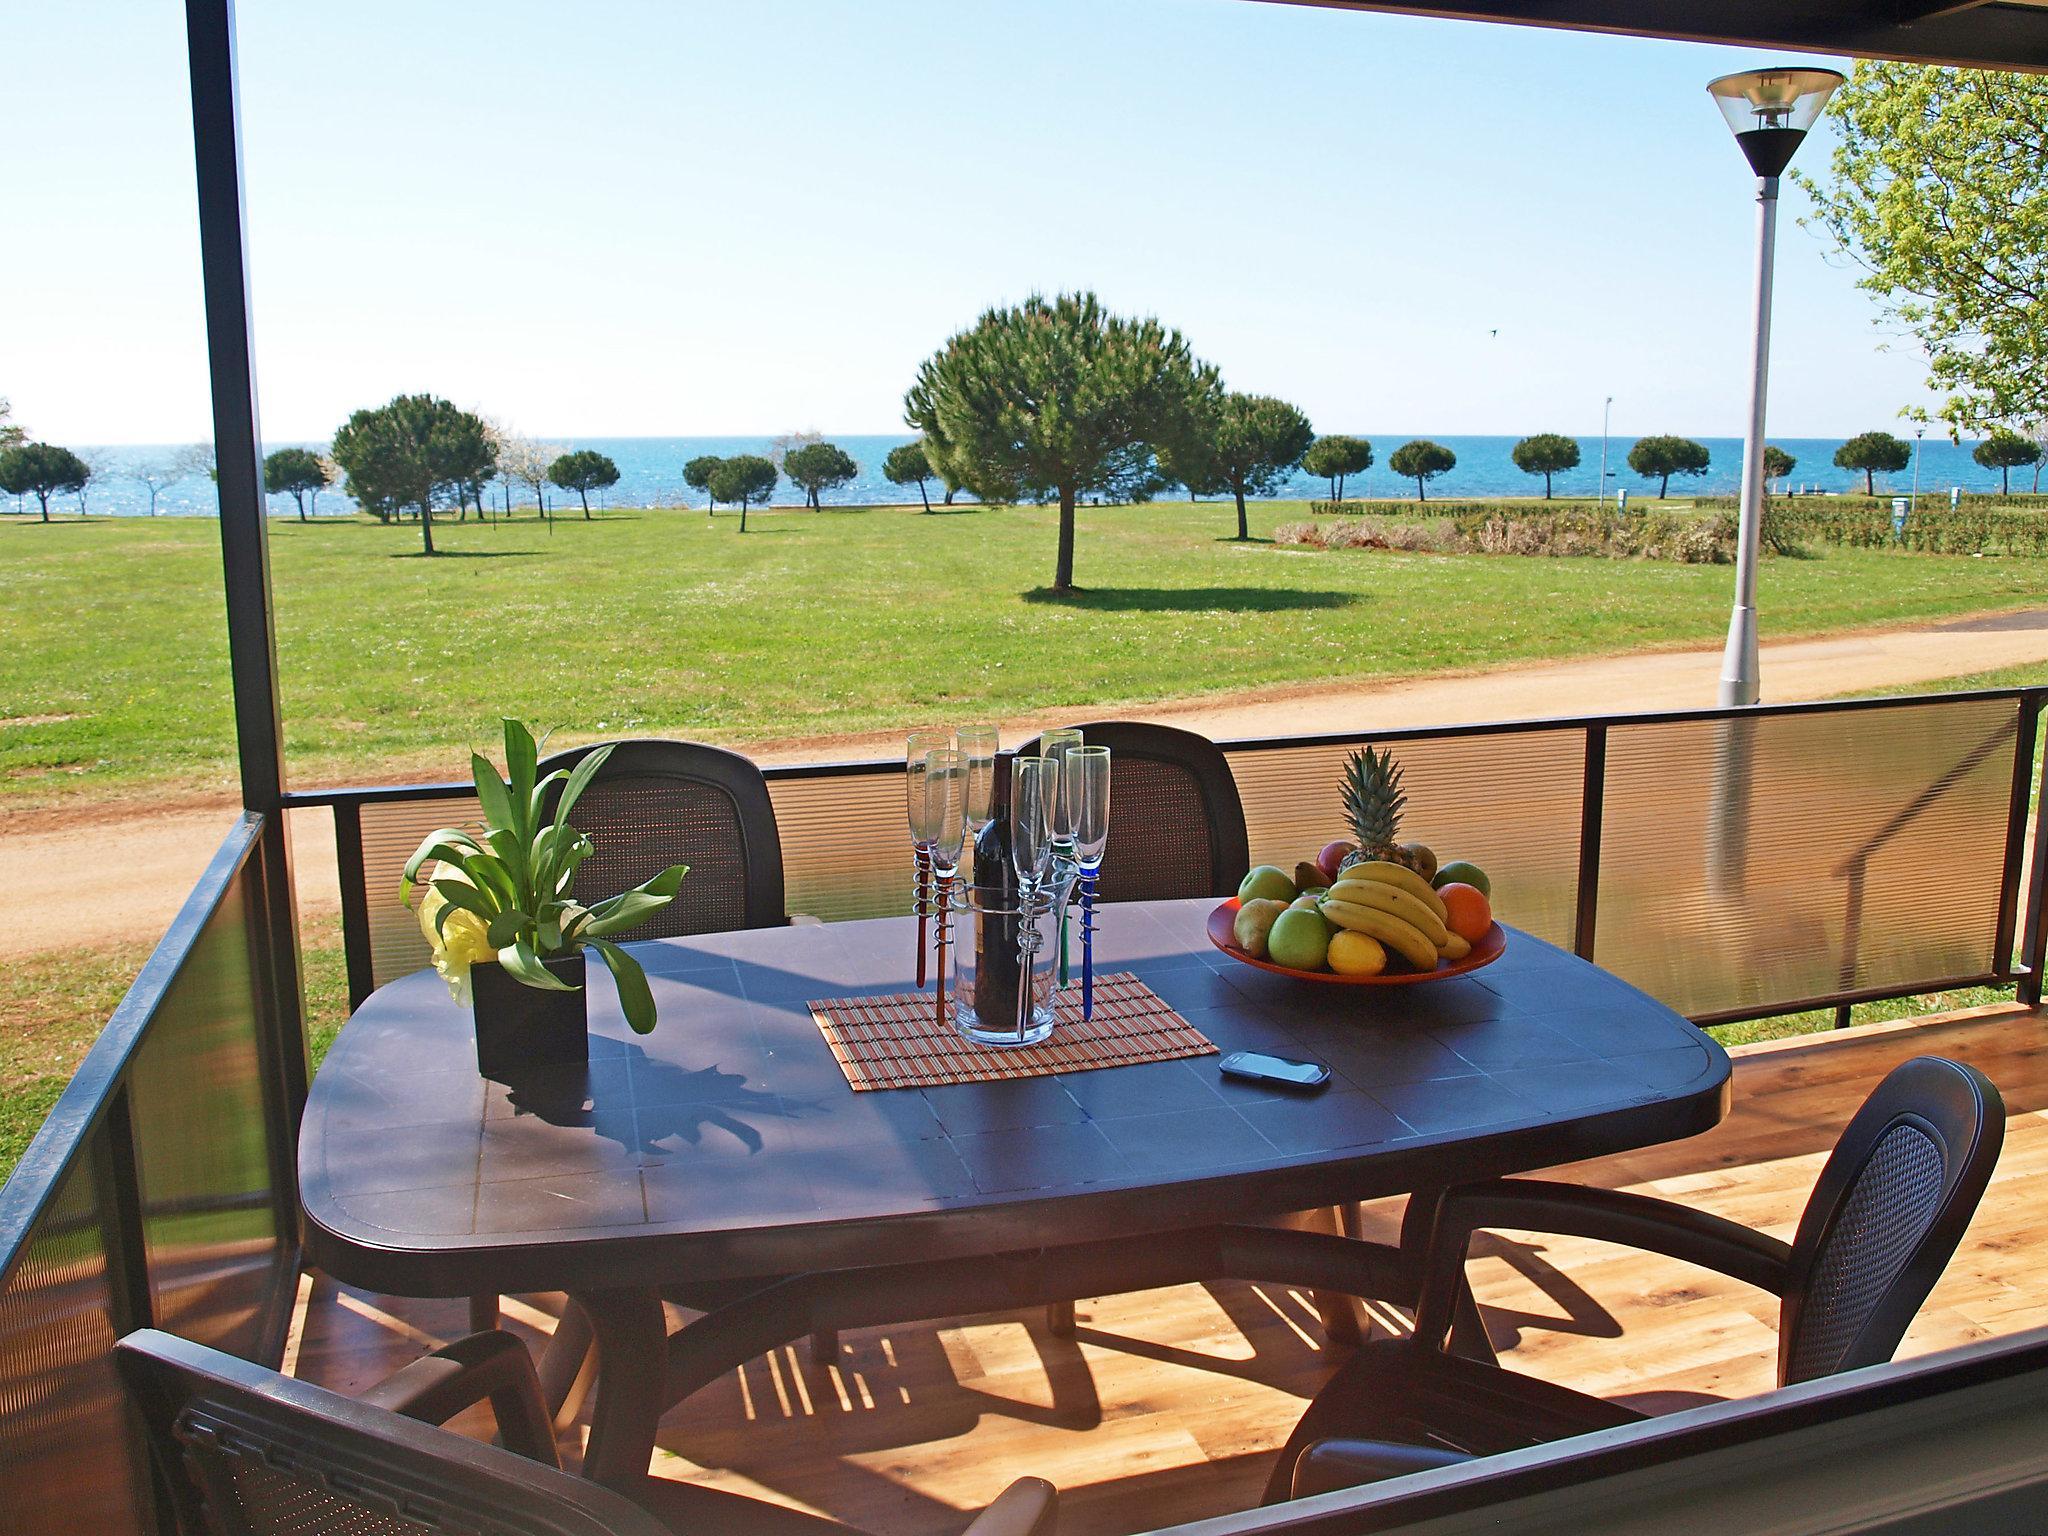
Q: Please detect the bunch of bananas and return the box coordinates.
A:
[1319,861,1469,971]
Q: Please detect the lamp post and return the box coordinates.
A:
[1709,66,1844,708]
[1598,395,1613,506]
[1912,426,1925,508]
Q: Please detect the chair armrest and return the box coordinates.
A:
[1292,1439,1475,1498]
[961,1477,1058,1536]
[356,1330,560,1468]
[1414,1180,1794,1349]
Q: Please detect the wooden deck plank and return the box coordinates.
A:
[291,1005,2048,1536]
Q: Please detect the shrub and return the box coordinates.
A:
[1278,509,1738,563]
[1763,503,2048,557]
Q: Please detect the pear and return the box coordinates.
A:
[1232,897,1288,959]
[1293,860,1329,893]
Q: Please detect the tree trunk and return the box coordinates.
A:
[2003,465,2011,495]
[294,491,307,521]
[36,490,50,521]
[1416,476,1427,503]
[1335,474,1347,506]
[1865,468,1875,496]
[740,498,749,533]
[1234,485,1249,541]
[917,479,930,512]
[1054,486,1077,590]
[1659,473,1671,497]
[1544,472,1553,499]
[419,499,435,555]
[579,489,591,519]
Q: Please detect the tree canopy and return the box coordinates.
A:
[708,454,777,531]
[882,440,935,512]
[547,449,622,519]
[1974,428,2042,494]
[1302,435,1373,506]
[904,290,1219,591]
[1389,439,1456,502]
[0,442,90,521]
[683,454,724,515]
[1626,435,1710,498]
[1163,393,1315,540]
[1798,64,2048,434]
[1762,445,1797,491]
[0,398,23,451]
[264,446,332,521]
[783,441,859,510]
[1510,433,1580,499]
[1831,430,1912,495]
[329,394,490,555]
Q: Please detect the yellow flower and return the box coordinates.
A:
[417,864,496,1007]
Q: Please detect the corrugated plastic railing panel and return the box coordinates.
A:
[358,793,483,992]
[1593,699,2018,1019]
[768,767,916,925]
[0,1157,146,1535]
[1225,729,1584,949]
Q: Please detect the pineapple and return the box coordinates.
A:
[1337,746,1423,875]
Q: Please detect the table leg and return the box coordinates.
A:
[1400,1189,1494,1363]
[1280,1206,1366,1348]
[538,1296,598,1431]
[574,1287,670,1485]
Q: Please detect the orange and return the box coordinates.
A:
[1437,882,1492,944]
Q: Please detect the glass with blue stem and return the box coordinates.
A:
[1069,747,1111,1018]
[1038,728,1084,985]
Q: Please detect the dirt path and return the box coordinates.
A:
[6,610,2044,963]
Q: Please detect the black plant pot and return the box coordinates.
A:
[470,952,588,1080]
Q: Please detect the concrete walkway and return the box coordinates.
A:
[6,610,2044,963]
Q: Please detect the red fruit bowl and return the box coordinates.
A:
[1206,898,1507,986]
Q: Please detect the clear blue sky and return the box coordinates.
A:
[6,1,1933,446]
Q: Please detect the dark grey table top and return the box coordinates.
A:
[299,899,1729,1296]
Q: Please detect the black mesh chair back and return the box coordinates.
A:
[1014,722,1248,902]
[1777,1055,2003,1384]
[116,1329,671,1536]
[539,739,786,937]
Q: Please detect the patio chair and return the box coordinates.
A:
[1014,721,1249,901]
[1262,1055,2005,1504]
[117,1327,1058,1536]
[538,738,789,936]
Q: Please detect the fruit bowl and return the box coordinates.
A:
[1206,898,1507,986]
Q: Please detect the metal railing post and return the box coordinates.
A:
[1573,724,1607,960]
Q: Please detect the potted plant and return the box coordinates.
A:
[402,719,687,1077]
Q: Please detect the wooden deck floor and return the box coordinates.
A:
[290,1004,2048,1536]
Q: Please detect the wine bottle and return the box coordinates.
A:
[971,757,1020,1027]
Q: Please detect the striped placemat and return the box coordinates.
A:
[808,973,1216,1091]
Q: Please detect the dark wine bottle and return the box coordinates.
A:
[971,756,1020,1028]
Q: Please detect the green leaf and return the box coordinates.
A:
[528,768,565,834]
[582,865,688,937]
[553,743,616,829]
[485,910,530,950]
[472,751,516,837]
[504,718,538,813]
[589,939,658,1034]
[400,829,488,899]
[499,938,577,992]
[429,876,498,928]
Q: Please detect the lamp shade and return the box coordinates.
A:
[1707,67,1845,177]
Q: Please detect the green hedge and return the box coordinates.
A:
[1763,504,2048,557]
[1279,508,1738,563]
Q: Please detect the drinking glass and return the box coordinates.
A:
[1069,746,1112,1018]
[1008,756,1057,1038]
[923,750,967,1027]
[957,725,1000,837]
[1037,728,1085,856]
[905,731,948,987]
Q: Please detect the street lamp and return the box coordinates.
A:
[1912,426,1925,508]
[1709,66,1844,707]
[1598,395,1613,506]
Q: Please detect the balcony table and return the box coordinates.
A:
[299,897,1730,1484]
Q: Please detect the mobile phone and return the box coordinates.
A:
[1218,1050,1331,1091]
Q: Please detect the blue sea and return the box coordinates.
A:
[33,433,2028,520]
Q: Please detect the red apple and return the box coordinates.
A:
[1317,840,1356,883]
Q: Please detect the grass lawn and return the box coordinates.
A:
[3,501,2044,805]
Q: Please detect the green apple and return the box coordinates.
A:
[1231,898,1288,959]
[1237,865,1297,904]
[1268,908,1333,971]
[1433,860,1491,897]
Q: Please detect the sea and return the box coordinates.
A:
[29,433,2028,520]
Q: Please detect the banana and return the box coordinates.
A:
[1439,931,1472,961]
[1326,879,1451,946]
[1319,899,1440,970]
[1341,860,1448,920]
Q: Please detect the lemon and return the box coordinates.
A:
[1327,930,1388,976]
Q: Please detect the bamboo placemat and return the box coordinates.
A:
[808,973,1216,1091]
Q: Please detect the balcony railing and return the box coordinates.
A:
[0,687,2043,1536]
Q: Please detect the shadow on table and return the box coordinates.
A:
[502,1046,817,1159]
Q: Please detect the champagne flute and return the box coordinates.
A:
[906,731,948,987]
[1009,756,1056,1040]
[1037,729,1084,984]
[957,725,999,878]
[923,750,967,1028]
[1070,747,1112,1019]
